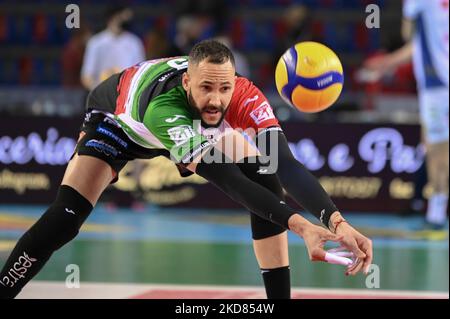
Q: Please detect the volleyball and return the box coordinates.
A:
[275,41,344,113]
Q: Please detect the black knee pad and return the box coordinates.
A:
[27,185,93,251]
[236,158,288,240]
[251,213,286,240]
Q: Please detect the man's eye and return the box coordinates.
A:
[222,87,231,92]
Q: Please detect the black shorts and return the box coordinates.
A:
[85,72,120,114]
[73,111,170,183]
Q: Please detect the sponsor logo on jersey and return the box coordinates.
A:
[168,125,196,146]
[84,112,92,123]
[181,140,212,163]
[159,71,175,82]
[96,126,128,148]
[165,115,188,123]
[250,101,276,125]
[243,95,259,107]
[102,116,121,128]
[85,139,119,157]
[201,127,221,143]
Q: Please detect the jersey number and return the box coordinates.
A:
[167,58,188,71]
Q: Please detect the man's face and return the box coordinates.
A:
[112,8,133,29]
[183,60,236,126]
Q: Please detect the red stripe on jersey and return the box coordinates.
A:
[225,77,280,137]
[115,66,139,115]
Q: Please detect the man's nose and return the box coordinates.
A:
[208,94,221,107]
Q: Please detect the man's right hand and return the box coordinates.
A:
[288,215,344,263]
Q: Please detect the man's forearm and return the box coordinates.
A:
[277,154,339,228]
[258,130,339,228]
[385,42,413,69]
[195,159,299,229]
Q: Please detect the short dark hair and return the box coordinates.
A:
[105,5,128,22]
[189,39,235,67]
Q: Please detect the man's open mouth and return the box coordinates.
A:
[203,108,221,115]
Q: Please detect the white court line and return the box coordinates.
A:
[16,281,449,299]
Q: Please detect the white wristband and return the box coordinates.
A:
[325,251,354,266]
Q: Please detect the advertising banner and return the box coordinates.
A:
[0,116,424,212]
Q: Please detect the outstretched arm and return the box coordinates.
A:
[257,129,373,275]
[363,18,414,80]
[258,129,339,228]
[145,105,345,264]
[185,131,343,263]
[185,131,300,230]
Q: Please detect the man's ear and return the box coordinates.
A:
[182,72,189,92]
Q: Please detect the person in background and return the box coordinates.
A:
[365,0,449,230]
[81,5,145,90]
[62,26,91,88]
[272,4,314,70]
[174,15,206,55]
[144,26,183,60]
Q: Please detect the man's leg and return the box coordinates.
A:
[425,141,449,227]
[0,154,113,298]
[236,152,291,299]
[253,232,289,269]
[251,225,290,299]
[419,88,449,228]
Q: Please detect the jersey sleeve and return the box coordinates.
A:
[227,77,282,139]
[144,100,212,164]
[403,0,425,19]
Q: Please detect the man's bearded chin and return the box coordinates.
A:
[188,90,226,128]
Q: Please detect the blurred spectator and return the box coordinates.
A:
[173,0,229,55]
[364,0,449,230]
[81,5,145,90]
[144,27,182,59]
[174,15,206,55]
[268,4,316,91]
[61,26,91,88]
[215,34,251,79]
[175,0,229,34]
[356,33,416,96]
[273,4,314,64]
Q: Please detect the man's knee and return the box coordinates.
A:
[251,213,286,240]
[27,185,93,251]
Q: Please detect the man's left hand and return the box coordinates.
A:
[329,212,373,276]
